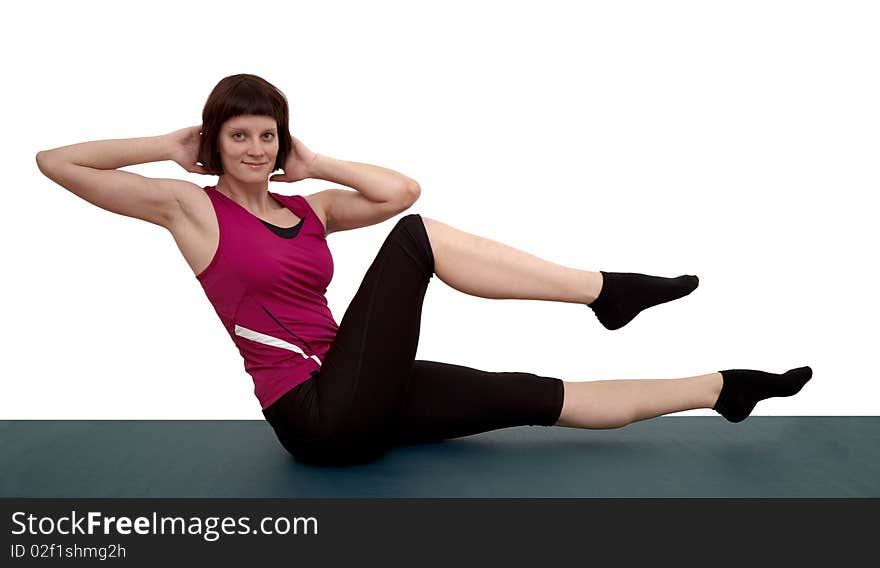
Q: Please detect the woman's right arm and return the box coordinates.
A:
[35,128,204,229]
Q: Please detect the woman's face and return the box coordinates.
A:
[217,114,279,178]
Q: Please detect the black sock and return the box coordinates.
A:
[587,271,699,330]
[713,366,813,423]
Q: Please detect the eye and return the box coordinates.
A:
[232,132,275,140]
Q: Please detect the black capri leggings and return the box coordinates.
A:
[262,213,565,465]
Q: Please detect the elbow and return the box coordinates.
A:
[36,150,56,163]
[35,151,64,179]
[36,150,61,168]
[35,151,53,175]
[35,151,70,183]
[402,181,421,205]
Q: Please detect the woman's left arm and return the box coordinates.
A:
[270,136,418,202]
[307,154,419,202]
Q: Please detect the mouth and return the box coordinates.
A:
[243,162,267,168]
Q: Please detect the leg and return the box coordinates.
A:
[554,373,724,429]
[421,216,603,304]
[303,214,435,450]
[389,359,565,446]
[388,363,721,445]
[422,217,699,330]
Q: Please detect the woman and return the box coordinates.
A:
[35,74,812,466]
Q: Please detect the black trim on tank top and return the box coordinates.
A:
[260,305,316,355]
[261,217,304,239]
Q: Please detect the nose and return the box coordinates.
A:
[246,137,268,156]
[248,142,264,156]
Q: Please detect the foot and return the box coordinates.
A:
[587,271,699,330]
[713,366,813,423]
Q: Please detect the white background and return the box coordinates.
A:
[2,0,877,418]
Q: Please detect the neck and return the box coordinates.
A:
[215,175,274,211]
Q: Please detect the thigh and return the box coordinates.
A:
[387,359,565,446]
[313,213,436,442]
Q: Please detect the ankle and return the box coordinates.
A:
[583,270,603,305]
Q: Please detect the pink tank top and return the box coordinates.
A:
[195,185,338,409]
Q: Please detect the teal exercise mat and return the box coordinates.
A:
[1,417,877,498]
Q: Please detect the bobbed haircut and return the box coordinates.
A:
[197,74,292,176]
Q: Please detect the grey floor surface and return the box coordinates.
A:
[1,417,877,498]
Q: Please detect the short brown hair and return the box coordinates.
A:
[197,74,292,176]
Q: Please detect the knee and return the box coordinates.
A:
[391,213,435,275]
[398,213,437,250]
[396,213,428,232]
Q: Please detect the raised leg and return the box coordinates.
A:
[553,372,724,429]
[421,216,603,304]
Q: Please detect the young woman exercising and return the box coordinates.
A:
[36,74,812,466]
